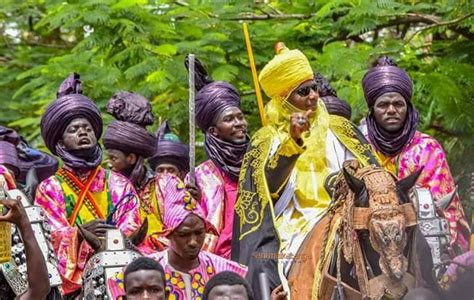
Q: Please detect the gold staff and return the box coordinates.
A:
[242,22,266,126]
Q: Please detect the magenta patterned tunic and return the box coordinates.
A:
[372,131,470,254]
[188,160,237,259]
[34,166,141,295]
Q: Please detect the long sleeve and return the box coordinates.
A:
[265,135,305,200]
[34,179,94,295]
[398,134,470,254]
[107,173,141,237]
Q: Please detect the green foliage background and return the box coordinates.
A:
[1,0,473,211]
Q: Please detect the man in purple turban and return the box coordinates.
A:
[34,73,141,296]
[103,91,166,254]
[184,56,249,259]
[149,121,189,180]
[361,56,470,255]
[104,91,157,194]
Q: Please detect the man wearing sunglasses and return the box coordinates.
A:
[232,43,380,297]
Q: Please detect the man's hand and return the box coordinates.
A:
[129,218,148,246]
[77,225,104,252]
[271,285,288,300]
[289,110,313,141]
[80,219,115,238]
[0,197,29,229]
[186,183,202,202]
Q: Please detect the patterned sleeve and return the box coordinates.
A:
[34,179,94,295]
[400,136,469,254]
[108,173,141,236]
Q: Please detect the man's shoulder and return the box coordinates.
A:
[147,250,166,262]
[37,173,61,190]
[409,131,444,150]
[201,251,247,269]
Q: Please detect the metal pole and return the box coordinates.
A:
[188,54,196,185]
[258,272,271,300]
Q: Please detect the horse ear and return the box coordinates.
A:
[396,168,423,202]
[343,167,368,207]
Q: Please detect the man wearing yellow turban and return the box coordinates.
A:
[232,43,380,299]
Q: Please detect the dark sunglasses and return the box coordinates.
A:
[296,83,319,97]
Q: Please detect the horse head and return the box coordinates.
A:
[343,163,421,282]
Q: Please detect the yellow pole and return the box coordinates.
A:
[242,22,267,126]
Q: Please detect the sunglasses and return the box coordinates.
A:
[296,83,319,97]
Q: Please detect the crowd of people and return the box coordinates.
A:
[0,42,472,300]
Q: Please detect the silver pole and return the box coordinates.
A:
[259,272,271,300]
[188,54,196,185]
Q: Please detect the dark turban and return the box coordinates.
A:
[40,73,103,155]
[106,91,154,127]
[0,127,20,177]
[314,73,352,120]
[362,56,418,156]
[0,126,58,183]
[149,121,189,173]
[362,56,413,107]
[185,56,241,132]
[104,91,156,157]
[103,121,156,158]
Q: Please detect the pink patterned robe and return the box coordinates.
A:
[187,160,237,259]
[34,166,141,295]
[370,131,470,254]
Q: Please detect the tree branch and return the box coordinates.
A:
[406,12,474,43]
[224,13,315,21]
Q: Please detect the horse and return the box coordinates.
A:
[287,160,438,299]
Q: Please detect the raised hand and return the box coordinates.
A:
[186,182,202,202]
[289,109,313,141]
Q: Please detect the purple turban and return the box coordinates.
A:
[0,126,58,182]
[106,91,154,127]
[103,121,156,157]
[362,57,418,156]
[185,56,241,132]
[40,73,103,155]
[314,73,352,120]
[104,91,156,157]
[362,56,413,107]
[0,127,20,177]
[149,121,189,173]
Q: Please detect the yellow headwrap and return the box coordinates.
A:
[258,43,314,101]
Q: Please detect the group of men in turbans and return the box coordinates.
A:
[0,40,471,300]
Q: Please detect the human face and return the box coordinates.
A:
[287,80,319,111]
[155,163,180,177]
[207,285,249,300]
[125,270,166,300]
[168,214,205,261]
[372,92,407,133]
[107,149,136,173]
[208,107,247,144]
[60,118,97,150]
